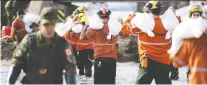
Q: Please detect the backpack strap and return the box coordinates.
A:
[28,33,37,51]
[23,33,37,73]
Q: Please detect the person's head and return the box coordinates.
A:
[97,8,111,24]
[145,0,163,16]
[77,6,85,14]
[39,7,59,38]
[189,5,203,19]
[30,22,39,31]
[17,10,26,19]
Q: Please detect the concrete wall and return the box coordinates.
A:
[28,1,54,15]
[28,1,77,17]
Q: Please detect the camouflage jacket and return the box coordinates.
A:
[12,31,76,72]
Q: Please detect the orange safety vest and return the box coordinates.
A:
[172,34,207,84]
[121,14,181,65]
[85,24,118,61]
[64,29,78,46]
[64,29,93,51]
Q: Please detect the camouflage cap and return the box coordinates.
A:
[39,7,59,25]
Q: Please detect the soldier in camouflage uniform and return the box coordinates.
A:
[8,7,77,84]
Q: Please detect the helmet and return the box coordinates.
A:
[80,16,88,23]
[189,5,203,18]
[145,0,163,15]
[145,0,163,10]
[78,13,85,19]
[97,8,111,17]
[77,6,84,13]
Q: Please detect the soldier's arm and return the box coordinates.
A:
[171,39,192,68]
[9,35,29,84]
[63,42,77,84]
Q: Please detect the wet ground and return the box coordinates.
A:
[0,60,188,84]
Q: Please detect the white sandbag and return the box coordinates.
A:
[130,13,155,37]
[55,23,71,36]
[71,24,83,33]
[23,13,40,33]
[122,16,128,23]
[108,19,122,35]
[88,14,104,29]
[160,7,180,39]
[168,17,207,57]
[65,17,73,26]
[107,19,122,39]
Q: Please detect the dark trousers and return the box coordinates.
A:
[136,58,171,84]
[72,45,78,68]
[94,58,116,84]
[78,49,94,77]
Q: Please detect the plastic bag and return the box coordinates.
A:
[131,13,155,37]
[88,14,104,29]
[71,24,83,33]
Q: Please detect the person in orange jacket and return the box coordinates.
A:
[170,5,207,84]
[10,10,27,44]
[121,1,181,84]
[80,8,118,84]
[64,13,94,77]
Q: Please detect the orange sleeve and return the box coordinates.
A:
[64,29,71,40]
[121,14,141,35]
[171,40,192,68]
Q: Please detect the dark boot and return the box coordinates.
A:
[85,68,92,77]
[170,68,179,80]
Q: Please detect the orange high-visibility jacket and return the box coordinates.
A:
[121,14,181,65]
[64,29,93,52]
[64,29,78,46]
[11,17,27,41]
[84,24,118,61]
[171,34,207,84]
